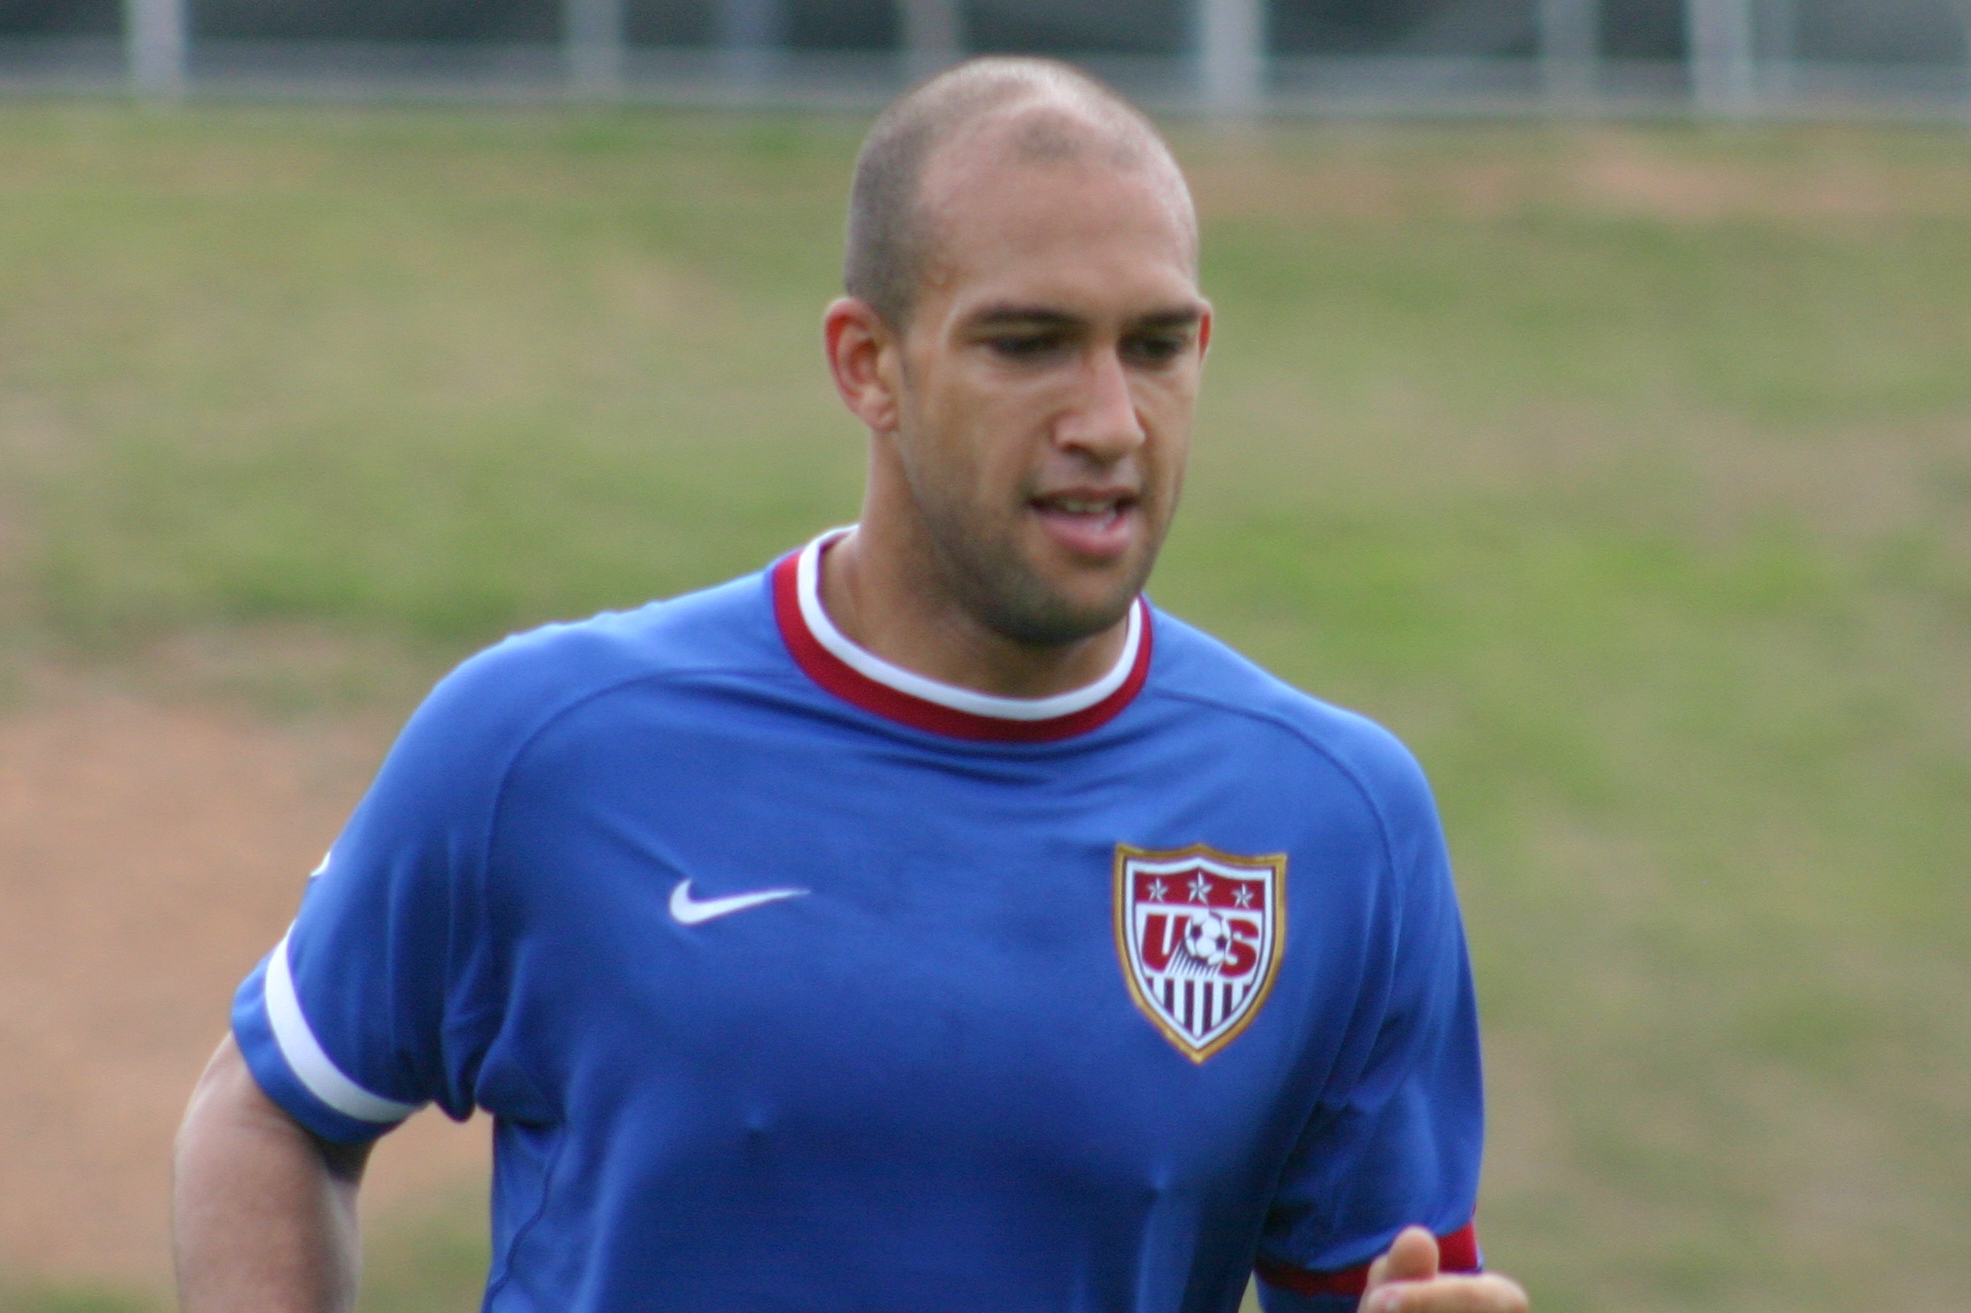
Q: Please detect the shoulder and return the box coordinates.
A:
[388,569,779,782]
[1144,607,1436,824]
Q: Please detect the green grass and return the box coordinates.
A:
[356,1185,494,1313]
[0,1285,153,1313]
[1,105,1968,1312]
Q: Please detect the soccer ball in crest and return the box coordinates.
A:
[1183,911,1235,969]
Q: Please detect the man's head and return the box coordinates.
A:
[826,58,1209,651]
[844,59,1198,335]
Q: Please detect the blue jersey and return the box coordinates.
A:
[232,530,1485,1313]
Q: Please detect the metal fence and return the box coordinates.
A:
[0,0,1964,118]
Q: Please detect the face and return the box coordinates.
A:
[879,124,1210,647]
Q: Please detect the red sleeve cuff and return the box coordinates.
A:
[1255,1222,1480,1298]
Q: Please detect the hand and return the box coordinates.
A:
[1356,1226,1527,1313]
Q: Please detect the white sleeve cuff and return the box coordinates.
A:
[265,930,423,1124]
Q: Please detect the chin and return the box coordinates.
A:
[924,508,1160,649]
[970,571,1143,649]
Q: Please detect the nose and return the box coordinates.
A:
[1054,343,1145,462]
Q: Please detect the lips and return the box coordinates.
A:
[1030,489,1140,560]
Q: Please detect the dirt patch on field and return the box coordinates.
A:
[0,668,487,1296]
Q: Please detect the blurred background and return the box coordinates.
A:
[0,3,1967,1313]
[4,0,1971,113]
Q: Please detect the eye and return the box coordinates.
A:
[987,332,1069,361]
[1122,332,1188,366]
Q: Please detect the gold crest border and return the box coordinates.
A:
[1113,842,1288,1064]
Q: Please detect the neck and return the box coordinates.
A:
[818,520,1131,701]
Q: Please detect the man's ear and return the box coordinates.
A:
[824,297,902,434]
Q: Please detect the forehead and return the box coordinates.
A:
[913,107,1199,314]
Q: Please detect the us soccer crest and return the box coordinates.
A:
[1114,844,1287,1063]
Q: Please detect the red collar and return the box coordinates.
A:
[770,531,1152,743]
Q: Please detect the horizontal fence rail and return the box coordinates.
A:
[0,0,1961,119]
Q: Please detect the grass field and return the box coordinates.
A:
[0,103,1967,1313]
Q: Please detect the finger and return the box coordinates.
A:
[1379,1226,1441,1285]
[1362,1273,1528,1313]
[1358,1227,1441,1313]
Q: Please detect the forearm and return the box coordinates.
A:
[173,1035,375,1313]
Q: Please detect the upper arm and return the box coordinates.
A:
[227,646,542,1144]
[175,1033,378,1313]
[181,1034,374,1182]
[1254,746,1485,1311]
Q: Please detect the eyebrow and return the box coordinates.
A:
[1133,307,1207,330]
[967,305,1082,330]
[964,303,1205,331]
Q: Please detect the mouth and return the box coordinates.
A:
[1029,490,1141,560]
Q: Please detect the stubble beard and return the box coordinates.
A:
[909,482,1164,650]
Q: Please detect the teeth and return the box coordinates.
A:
[1055,499,1113,514]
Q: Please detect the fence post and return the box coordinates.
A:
[1538,0,1598,104]
[565,0,626,99]
[1196,0,1265,116]
[716,0,785,87]
[1687,0,1755,114]
[1952,0,1971,127]
[124,0,186,99]
[1751,0,1795,104]
[899,0,961,84]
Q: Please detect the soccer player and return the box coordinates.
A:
[174,58,1528,1313]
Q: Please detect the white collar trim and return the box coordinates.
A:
[794,527,1144,723]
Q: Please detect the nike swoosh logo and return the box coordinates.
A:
[669,878,809,926]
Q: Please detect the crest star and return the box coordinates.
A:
[1187,874,1212,903]
[1233,885,1254,907]
[1146,878,1169,901]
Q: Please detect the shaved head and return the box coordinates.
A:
[845,57,1197,332]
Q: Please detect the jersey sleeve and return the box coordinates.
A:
[1255,743,1485,1313]
[229,641,537,1144]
